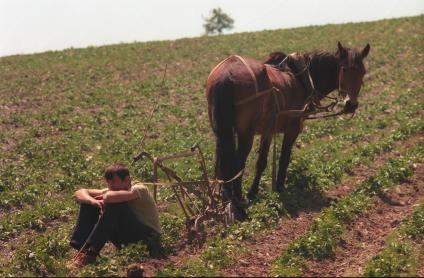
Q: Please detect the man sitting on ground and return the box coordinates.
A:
[69,163,161,266]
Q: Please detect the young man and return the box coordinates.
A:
[69,163,161,266]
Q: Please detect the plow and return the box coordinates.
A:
[130,66,235,237]
[133,143,235,236]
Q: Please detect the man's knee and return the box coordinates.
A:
[104,202,131,213]
[80,203,101,214]
[100,202,132,221]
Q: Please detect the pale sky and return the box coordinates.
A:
[0,0,423,57]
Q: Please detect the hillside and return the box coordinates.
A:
[0,15,423,276]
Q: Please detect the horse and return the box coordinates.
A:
[206,42,370,217]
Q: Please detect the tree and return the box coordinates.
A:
[203,8,234,35]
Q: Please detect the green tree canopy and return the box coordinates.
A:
[203,8,234,35]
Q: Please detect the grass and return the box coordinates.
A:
[0,15,423,276]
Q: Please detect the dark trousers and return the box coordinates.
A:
[70,203,159,253]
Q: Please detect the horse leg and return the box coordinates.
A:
[275,130,299,193]
[247,135,272,200]
[233,131,254,205]
[210,78,238,203]
[214,137,236,202]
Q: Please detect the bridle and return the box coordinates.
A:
[276,53,362,120]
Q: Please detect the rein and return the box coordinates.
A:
[275,53,347,120]
[297,55,347,120]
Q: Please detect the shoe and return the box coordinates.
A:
[146,233,164,258]
[68,248,98,267]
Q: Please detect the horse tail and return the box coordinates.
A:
[210,75,237,201]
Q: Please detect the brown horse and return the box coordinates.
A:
[206,42,370,215]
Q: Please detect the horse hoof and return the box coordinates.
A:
[234,206,248,221]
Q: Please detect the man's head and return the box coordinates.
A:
[104,163,131,191]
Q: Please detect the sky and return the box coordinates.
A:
[0,0,423,57]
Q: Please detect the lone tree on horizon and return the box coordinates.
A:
[203,8,234,35]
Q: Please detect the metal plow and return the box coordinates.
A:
[133,143,235,236]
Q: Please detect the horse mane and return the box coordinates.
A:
[307,51,338,71]
[264,52,287,65]
[306,51,339,94]
[308,48,363,67]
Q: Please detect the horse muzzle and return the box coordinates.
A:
[343,99,358,114]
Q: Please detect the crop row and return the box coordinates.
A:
[363,201,424,277]
[270,140,424,276]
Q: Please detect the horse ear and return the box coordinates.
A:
[361,43,370,59]
[337,41,348,59]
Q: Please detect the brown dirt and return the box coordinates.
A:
[219,135,423,277]
[224,213,316,277]
[303,163,424,277]
[142,240,204,276]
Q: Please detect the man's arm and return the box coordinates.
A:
[103,190,139,203]
[74,188,108,210]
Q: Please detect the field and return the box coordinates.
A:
[0,15,423,276]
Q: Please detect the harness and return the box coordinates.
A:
[210,54,346,121]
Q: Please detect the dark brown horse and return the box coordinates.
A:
[206,42,370,215]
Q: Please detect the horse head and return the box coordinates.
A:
[336,42,370,113]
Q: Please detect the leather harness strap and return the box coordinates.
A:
[208,56,232,80]
[233,55,259,94]
[232,55,307,117]
[234,87,276,106]
[208,55,277,107]
[208,55,260,95]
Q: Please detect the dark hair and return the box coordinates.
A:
[104,163,130,181]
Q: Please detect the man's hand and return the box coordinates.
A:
[74,188,107,209]
[91,199,105,212]
[94,194,104,200]
[103,190,138,203]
